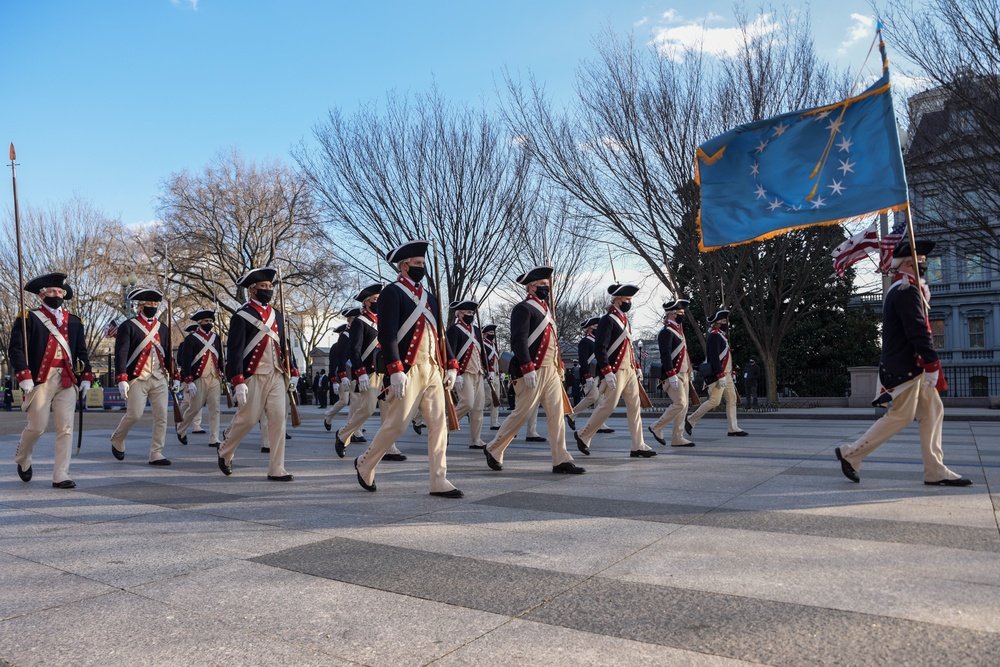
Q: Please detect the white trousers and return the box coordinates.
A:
[486,365,574,466]
[111,376,169,461]
[177,375,221,443]
[15,370,76,483]
[688,378,740,432]
[578,366,650,451]
[454,371,486,447]
[220,371,289,477]
[650,373,692,445]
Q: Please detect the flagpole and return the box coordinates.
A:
[9,145,28,360]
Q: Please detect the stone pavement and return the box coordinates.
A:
[0,406,998,666]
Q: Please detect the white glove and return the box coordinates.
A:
[637,369,644,383]
[716,375,727,389]
[19,378,35,393]
[488,371,496,382]
[340,377,351,392]
[357,373,370,393]
[186,382,198,397]
[453,374,464,392]
[668,375,680,390]
[584,377,594,394]
[172,380,182,393]
[390,371,408,399]
[233,383,248,407]
[444,368,458,390]
[922,369,939,389]
[603,371,617,392]
[118,381,130,401]
[289,375,299,388]
[79,380,92,394]
[523,370,537,389]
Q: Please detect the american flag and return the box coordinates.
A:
[878,216,907,273]
[104,318,120,338]
[640,349,649,361]
[831,222,879,277]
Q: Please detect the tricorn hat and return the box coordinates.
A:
[24,272,67,294]
[184,323,199,333]
[707,309,730,323]
[128,288,163,302]
[892,238,936,258]
[191,309,216,322]
[581,316,601,329]
[62,283,74,301]
[236,267,278,288]
[607,283,640,297]
[341,306,362,318]
[385,239,429,264]
[481,323,497,333]
[334,323,348,333]
[662,297,689,312]
[356,283,384,302]
[449,299,479,312]
[515,265,554,285]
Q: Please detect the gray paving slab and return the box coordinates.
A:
[0,552,115,621]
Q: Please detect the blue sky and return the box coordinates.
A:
[3,0,898,228]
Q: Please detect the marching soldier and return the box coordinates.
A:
[483,266,584,475]
[573,284,655,458]
[175,310,224,448]
[10,272,93,488]
[176,323,203,437]
[566,317,611,434]
[110,288,177,465]
[648,298,696,447]
[482,323,501,430]
[835,239,971,487]
[335,283,406,461]
[218,267,299,481]
[353,240,463,497]
[685,309,748,437]
[322,320,352,431]
[447,299,487,449]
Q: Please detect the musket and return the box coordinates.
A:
[271,223,301,428]
[162,256,184,424]
[211,279,234,408]
[541,226,574,415]
[75,356,85,456]
[425,200,460,431]
[473,299,500,408]
[9,145,29,405]
[606,245,653,409]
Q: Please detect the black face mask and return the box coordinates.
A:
[719,323,729,332]
[43,296,64,309]
[142,306,158,318]
[462,314,475,325]
[620,302,632,313]
[485,334,495,341]
[534,286,550,301]
[917,261,929,275]
[254,289,273,305]
[406,266,426,284]
[674,314,685,324]
[200,323,214,332]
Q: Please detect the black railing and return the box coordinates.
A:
[940,365,1000,397]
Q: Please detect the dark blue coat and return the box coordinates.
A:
[115,318,174,381]
[9,309,92,383]
[377,281,456,375]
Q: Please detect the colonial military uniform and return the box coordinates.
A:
[567,317,609,433]
[574,284,654,457]
[686,309,746,436]
[482,323,501,429]
[354,240,461,496]
[648,298,695,447]
[836,239,970,486]
[218,267,298,480]
[323,320,352,430]
[483,266,582,473]
[447,299,487,449]
[10,273,93,488]
[175,310,224,447]
[110,288,176,464]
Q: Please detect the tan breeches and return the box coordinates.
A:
[15,370,76,482]
[578,365,649,451]
[650,373,691,445]
[486,366,573,466]
[111,376,169,461]
[220,371,289,477]
[688,379,740,432]
[178,375,221,442]
[454,371,486,447]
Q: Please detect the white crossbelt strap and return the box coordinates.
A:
[607,315,632,360]
[238,308,279,359]
[31,311,74,361]
[524,299,555,347]
[396,284,436,338]
[191,333,219,366]
[360,313,380,362]
[456,328,476,361]
[125,319,165,368]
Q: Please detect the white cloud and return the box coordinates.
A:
[661,9,682,24]
[170,0,199,11]
[651,13,781,60]
[635,16,649,28]
[837,13,875,56]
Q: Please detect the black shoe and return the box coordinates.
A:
[630,449,657,458]
[648,427,666,446]
[323,419,332,432]
[412,420,423,435]
[111,444,125,461]
[351,434,366,443]
[355,457,376,492]
[261,446,270,453]
[52,480,76,489]
[383,453,408,461]
[484,448,503,471]
[209,442,221,448]
[430,489,464,498]
[490,425,500,430]
[267,474,294,482]
[468,444,486,449]
[835,447,860,483]
[192,429,206,434]
[17,464,32,482]
[285,433,291,439]
[218,455,233,476]
[596,428,615,434]
[148,459,171,466]
[176,430,188,445]
[574,431,590,456]
[335,432,347,459]
[526,436,547,442]
[565,414,577,431]
[552,461,586,474]
[924,477,973,487]
[728,431,749,437]
[671,441,696,447]
[684,419,693,435]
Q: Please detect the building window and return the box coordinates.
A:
[964,252,986,281]
[968,316,985,348]
[929,319,946,349]
[919,192,941,221]
[925,256,942,283]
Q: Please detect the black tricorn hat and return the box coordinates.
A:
[62,283,74,301]
[341,306,362,318]
[707,309,730,323]
[892,238,936,258]
[449,299,479,312]
[607,283,640,297]
[334,323,348,333]
[481,323,497,333]
[356,283,384,302]
[516,265,554,285]
[385,239,429,264]
[191,309,216,322]
[236,267,278,288]
[663,298,689,312]
[24,272,67,294]
[184,323,199,333]
[128,288,163,302]
[581,316,601,329]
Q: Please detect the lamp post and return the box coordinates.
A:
[636,339,644,388]
[120,273,138,316]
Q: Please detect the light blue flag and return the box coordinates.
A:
[696,28,908,250]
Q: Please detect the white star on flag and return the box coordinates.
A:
[815,109,832,120]
[768,198,783,211]
[773,122,789,136]
[837,136,853,152]
[755,139,769,154]
[750,162,760,176]
[811,196,826,208]
[828,179,845,195]
[826,117,843,134]
[754,184,767,199]
[838,158,856,175]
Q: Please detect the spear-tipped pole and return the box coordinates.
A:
[542,217,574,415]
[9,144,28,360]
[424,197,460,431]
[162,242,183,423]
[607,244,618,283]
[271,217,301,427]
